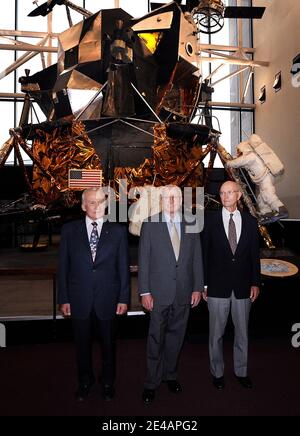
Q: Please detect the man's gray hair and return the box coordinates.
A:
[160,184,182,197]
[81,187,103,204]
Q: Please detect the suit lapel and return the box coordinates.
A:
[162,223,175,258]
[178,220,186,262]
[94,221,110,261]
[235,213,246,255]
[76,220,92,259]
[160,215,177,261]
[160,214,185,263]
[76,219,110,263]
[218,211,232,254]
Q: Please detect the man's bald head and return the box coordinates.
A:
[220,181,241,193]
[81,187,106,220]
[219,181,242,212]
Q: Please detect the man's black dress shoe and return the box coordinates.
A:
[102,384,115,401]
[142,389,155,405]
[212,376,225,390]
[76,383,92,401]
[235,375,253,389]
[166,380,182,394]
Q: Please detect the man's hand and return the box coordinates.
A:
[191,291,201,308]
[59,303,71,317]
[116,303,128,315]
[202,289,208,302]
[141,294,154,311]
[250,286,260,302]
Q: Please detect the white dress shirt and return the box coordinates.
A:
[163,211,181,241]
[85,216,104,241]
[222,207,242,243]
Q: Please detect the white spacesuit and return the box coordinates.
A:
[226,134,288,220]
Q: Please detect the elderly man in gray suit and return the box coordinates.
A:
[138,185,204,405]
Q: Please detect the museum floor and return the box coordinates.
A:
[0,332,299,416]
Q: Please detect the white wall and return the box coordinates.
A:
[253,0,300,218]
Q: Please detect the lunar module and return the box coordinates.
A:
[1,1,286,246]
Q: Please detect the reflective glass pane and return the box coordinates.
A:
[0,2,15,29]
[120,0,148,17]
[18,3,47,32]
[0,102,15,165]
[0,51,15,93]
[85,0,115,13]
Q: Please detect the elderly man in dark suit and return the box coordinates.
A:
[138,185,204,405]
[202,181,260,391]
[58,187,130,402]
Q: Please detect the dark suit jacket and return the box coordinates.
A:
[202,210,260,299]
[57,219,130,320]
[138,213,204,306]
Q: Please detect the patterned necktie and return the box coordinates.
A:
[228,213,237,254]
[90,222,99,261]
[170,220,180,261]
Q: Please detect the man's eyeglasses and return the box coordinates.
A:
[219,190,239,196]
[87,198,106,205]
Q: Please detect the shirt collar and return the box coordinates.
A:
[222,207,239,218]
[163,212,181,223]
[86,216,104,226]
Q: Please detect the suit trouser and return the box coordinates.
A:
[144,299,190,389]
[72,312,116,386]
[207,293,251,378]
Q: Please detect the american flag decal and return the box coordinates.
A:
[68,169,102,188]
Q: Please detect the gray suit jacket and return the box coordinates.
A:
[138,213,204,306]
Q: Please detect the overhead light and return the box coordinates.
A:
[193,0,225,35]
[273,72,281,92]
[258,86,266,104]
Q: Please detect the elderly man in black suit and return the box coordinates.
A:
[138,185,204,404]
[58,187,130,402]
[202,181,260,391]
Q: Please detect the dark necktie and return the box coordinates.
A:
[90,222,99,261]
[228,213,237,254]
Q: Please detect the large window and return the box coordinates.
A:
[197,0,254,166]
